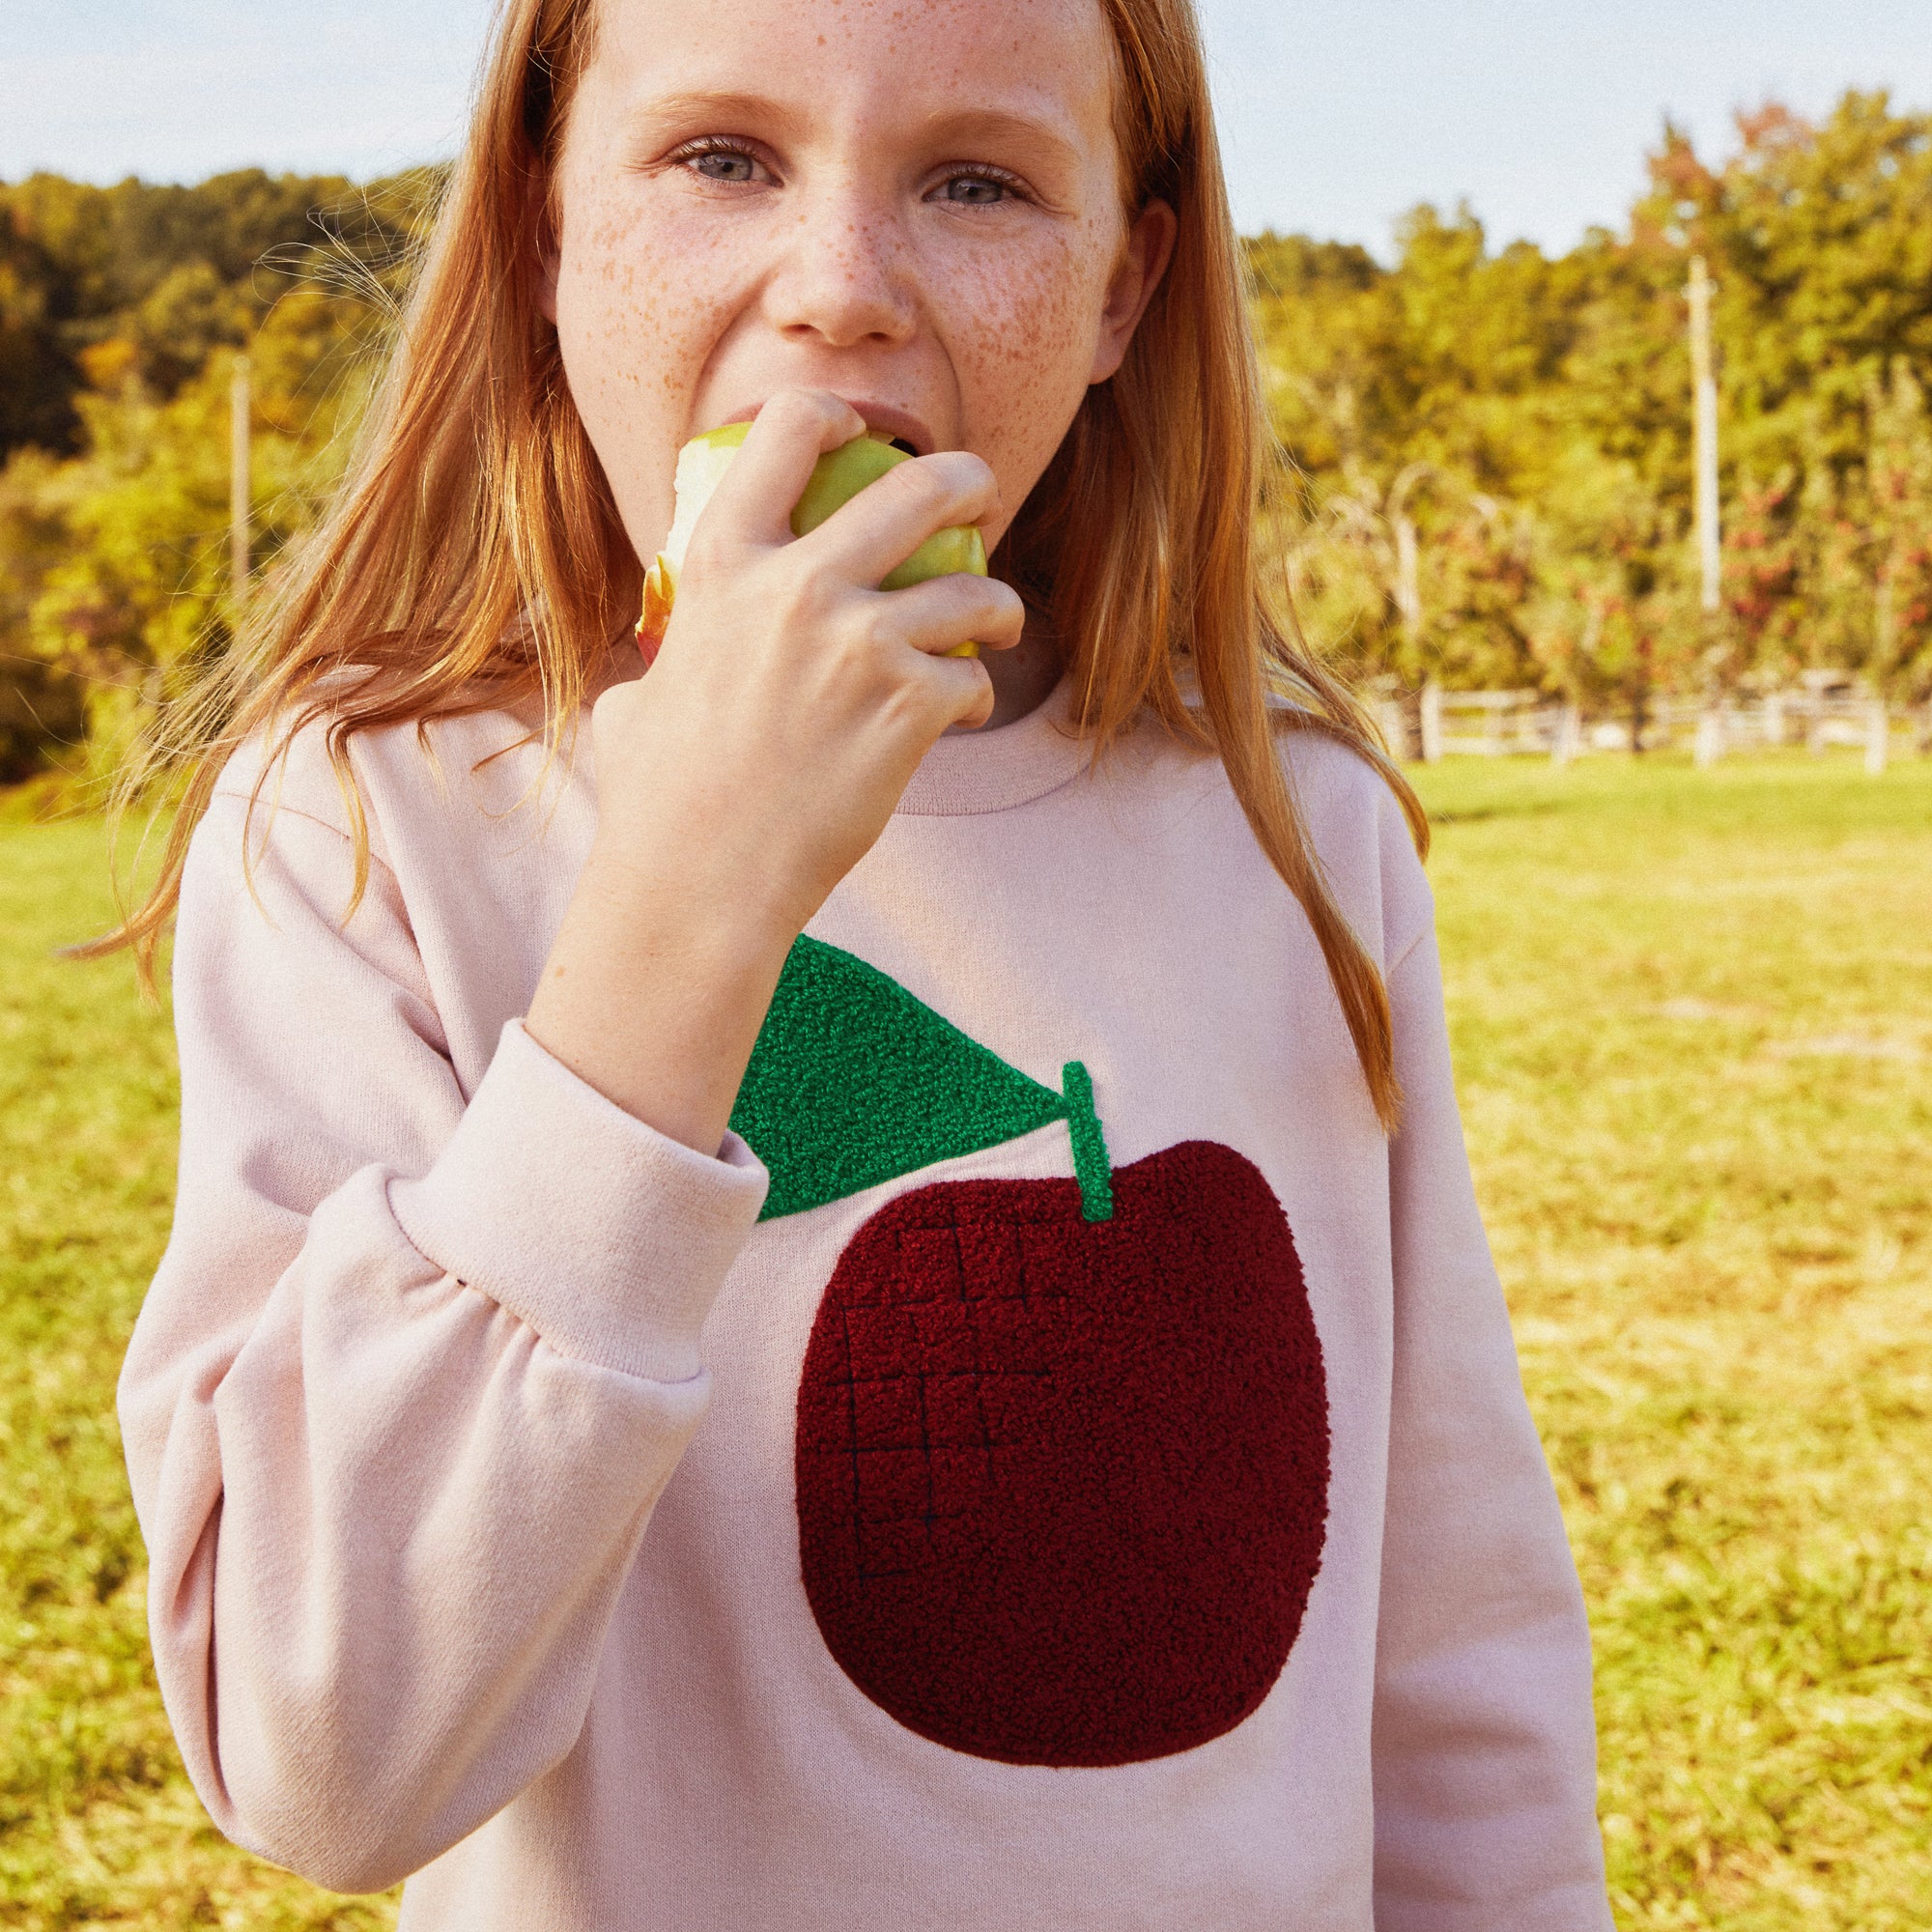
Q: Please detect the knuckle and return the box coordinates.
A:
[825,594,884,655]
[986,586,1027,632]
[775,563,840,636]
[937,449,994,498]
[752,388,810,440]
[862,602,906,653]
[776,385,848,432]
[878,673,933,731]
[684,524,732,574]
[770,577,815,637]
[891,461,952,520]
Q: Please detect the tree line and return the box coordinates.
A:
[1256,92,1932,725]
[2,91,1930,784]
[0,166,437,782]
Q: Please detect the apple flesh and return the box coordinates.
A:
[637,423,987,662]
[794,1138,1331,1768]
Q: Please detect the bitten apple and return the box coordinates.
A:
[637,423,988,662]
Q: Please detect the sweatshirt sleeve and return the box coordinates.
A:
[119,789,768,1894]
[1369,895,1612,1929]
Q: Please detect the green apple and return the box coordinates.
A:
[638,423,987,660]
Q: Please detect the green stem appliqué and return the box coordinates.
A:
[1059,1061,1114,1223]
[728,935,1116,1223]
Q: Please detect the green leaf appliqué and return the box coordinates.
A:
[730,935,1112,1222]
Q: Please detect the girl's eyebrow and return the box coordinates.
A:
[627,91,812,141]
[625,90,1083,171]
[917,105,1084,171]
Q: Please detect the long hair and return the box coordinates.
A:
[98,0,1428,1130]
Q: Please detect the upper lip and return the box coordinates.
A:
[843,401,937,457]
[720,397,938,457]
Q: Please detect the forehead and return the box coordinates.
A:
[584,0,1119,147]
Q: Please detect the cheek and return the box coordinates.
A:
[554,189,749,554]
[944,229,1117,526]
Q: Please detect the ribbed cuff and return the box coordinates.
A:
[390,1020,769,1382]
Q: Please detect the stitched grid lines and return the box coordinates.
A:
[953,1213,997,1498]
[824,1203,1067,1584]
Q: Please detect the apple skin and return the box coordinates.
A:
[794,1139,1330,1769]
[788,434,988,592]
[637,428,985,662]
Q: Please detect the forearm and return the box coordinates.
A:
[128,793,770,1889]
[134,1027,766,1891]
[526,833,799,1157]
[203,1177,715,1890]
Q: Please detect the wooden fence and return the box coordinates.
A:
[1373,684,1932,773]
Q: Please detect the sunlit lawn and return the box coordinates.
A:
[1,750,1927,1927]
[1419,752,1932,1931]
[0,814,393,1930]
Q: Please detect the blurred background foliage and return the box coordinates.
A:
[1252,92,1932,713]
[3,93,1932,790]
[0,165,440,788]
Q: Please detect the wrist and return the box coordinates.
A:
[526,840,804,1156]
[576,832,809,971]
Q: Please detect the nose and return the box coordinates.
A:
[763,184,917,350]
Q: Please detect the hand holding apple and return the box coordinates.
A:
[638,420,990,664]
[525,389,1022,1157]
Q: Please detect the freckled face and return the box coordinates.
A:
[549,0,1141,561]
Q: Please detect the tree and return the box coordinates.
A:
[1249,90,1932,706]
[0,167,440,780]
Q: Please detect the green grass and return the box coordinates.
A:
[0,822,391,1927]
[1414,752,1932,1929]
[1,752,1927,1925]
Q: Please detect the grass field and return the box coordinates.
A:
[1,752,1927,1926]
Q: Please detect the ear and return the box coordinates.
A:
[1089,198,1178,385]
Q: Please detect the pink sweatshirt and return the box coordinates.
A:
[122,676,1611,1929]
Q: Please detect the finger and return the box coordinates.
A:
[697,389,867,554]
[865,572,1026,657]
[911,647,999,731]
[794,449,1002,589]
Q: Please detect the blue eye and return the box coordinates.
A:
[691,150,756,183]
[944,176,1009,206]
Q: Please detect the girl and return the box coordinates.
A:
[115,0,1614,1923]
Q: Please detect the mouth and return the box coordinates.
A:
[844,402,936,458]
[716,398,937,459]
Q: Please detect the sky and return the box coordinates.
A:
[4,0,1931,259]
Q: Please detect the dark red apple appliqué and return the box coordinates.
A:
[794,1140,1328,1768]
[729,937,1330,1767]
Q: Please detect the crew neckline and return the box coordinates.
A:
[894,675,1091,817]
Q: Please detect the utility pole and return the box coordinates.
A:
[230,354,252,616]
[1688,257,1720,613]
[1393,514,1421,641]
[1385,462,1438,759]
[1386,462,1433,642]
[1395,516,1439,760]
